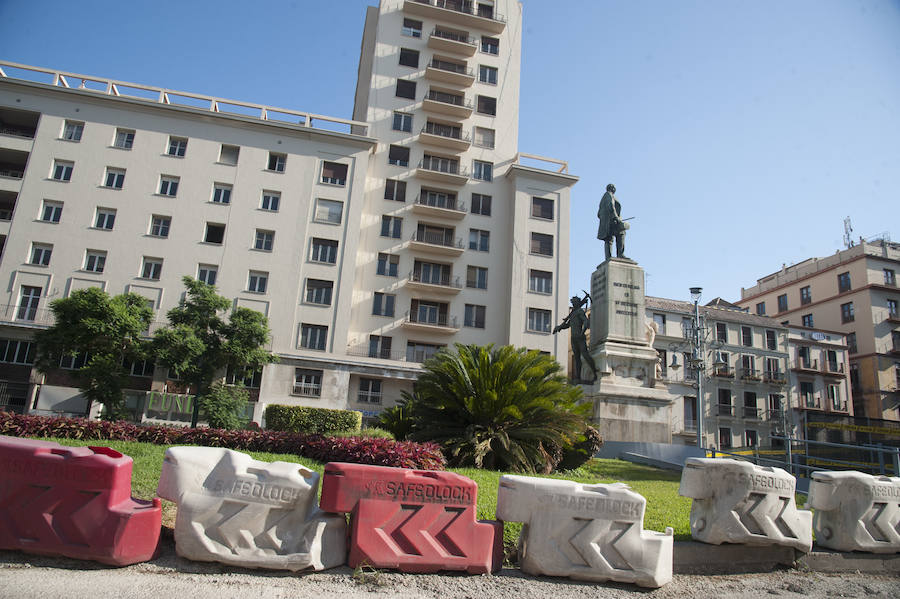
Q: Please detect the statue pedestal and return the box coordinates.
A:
[584,259,675,443]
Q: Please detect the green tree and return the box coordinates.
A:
[33,288,154,419]
[152,276,278,427]
[407,344,590,473]
[199,382,250,430]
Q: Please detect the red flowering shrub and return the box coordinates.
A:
[0,411,445,470]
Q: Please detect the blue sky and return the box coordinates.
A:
[1,0,897,305]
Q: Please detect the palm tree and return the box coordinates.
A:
[407,344,590,472]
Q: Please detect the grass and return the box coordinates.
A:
[33,437,693,544]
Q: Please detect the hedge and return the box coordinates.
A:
[0,411,445,470]
[264,404,362,434]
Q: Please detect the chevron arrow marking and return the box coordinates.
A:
[737,492,767,536]
[569,518,634,572]
[862,502,890,543]
[772,497,798,539]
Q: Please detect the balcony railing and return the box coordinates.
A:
[426,90,471,108]
[0,168,24,179]
[408,270,462,289]
[738,367,761,382]
[683,419,697,432]
[0,303,54,325]
[711,365,734,378]
[717,403,734,416]
[763,370,787,384]
[431,28,475,45]
[0,124,35,138]
[422,123,469,142]
[411,230,464,249]
[411,0,506,25]
[418,158,468,177]
[415,194,466,212]
[428,58,474,77]
[742,406,761,419]
[292,383,321,397]
[794,357,818,371]
[823,361,844,374]
[405,310,458,329]
[357,391,383,404]
[802,394,822,409]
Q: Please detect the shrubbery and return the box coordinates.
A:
[265,404,362,434]
[0,411,444,470]
[198,382,249,430]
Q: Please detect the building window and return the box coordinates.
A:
[141,257,162,280]
[159,176,179,196]
[745,430,758,448]
[369,335,393,359]
[150,215,171,237]
[402,18,422,38]
[305,279,333,306]
[800,381,815,408]
[204,223,225,244]
[756,302,766,315]
[167,136,187,157]
[530,232,553,256]
[527,308,552,333]
[471,193,491,215]
[103,168,125,189]
[800,286,811,305]
[197,264,217,285]
[388,145,410,167]
[837,271,851,293]
[267,152,286,172]
[41,200,63,223]
[83,250,106,273]
[888,298,898,318]
[798,345,812,368]
[358,378,383,404]
[802,314,814,328]
[885,269,897,286]
[93,208,115,230]
[716,322,727,343]
[472,160,493,181]
[531,197,554,220]
[847,331,857,354]
[60,352,90,370]
[62,120,83,141]
[481,36,499,54]
[464,304,486,328]
[315,198,343,224]
[395,79,416,99]
[414,260,450,285]
[261,191,280,211]
[840,301,854,323]
[17,286,42,321]
[300,324,328,351]
[212,184,232,204]
[0,339,35,365]
[372,292,396,317]
[377,253,399,277]
[777,294,788,312]
[467,265,488,289]
[310,238,338,264]
[478,65,497,84]
[29,243,52,266]
[392,111,413,133]
[114,129,134,149]
[717,388,732,416]
[471,126,494,149]
[247,270,268,293]
[384,179,407,202]
[653,313,666,331]
[399,48,419,68]
[225,366,260,388]
[743,391,758,418]
[766,329,776,351]
[407,341,443,363]
[293,369,322,396]
[529,270,552,294]
[219,144,240,165]
[827,384,841,410]
[741,326,752,347]
[476,95,496,116]
[469,229,489,251]
[52,160,73,181]
[321,162,348,186]
[254,229,274,251]
[381,215,402,238]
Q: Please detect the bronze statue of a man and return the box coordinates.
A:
[597,183,628,260]
[553,294,598,384]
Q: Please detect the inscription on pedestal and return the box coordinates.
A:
[591,260,647,347]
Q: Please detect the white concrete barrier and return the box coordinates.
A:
[157,447,346,570]
[679,458,811,552]
[496,474,673,588]
[808,470,900,553]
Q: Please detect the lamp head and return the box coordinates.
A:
[690,287,702,303]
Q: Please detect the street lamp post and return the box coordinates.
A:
[689,287,704,450]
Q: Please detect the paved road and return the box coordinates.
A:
[2,538,899,599]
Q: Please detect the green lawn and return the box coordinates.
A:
[34,437,693,544]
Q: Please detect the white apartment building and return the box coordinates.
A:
[0,0,576,424]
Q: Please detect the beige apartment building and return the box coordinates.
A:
[0,0,576,424]
[737,240,900,422]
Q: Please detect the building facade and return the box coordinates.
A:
[0,0,576,424]
[737,240,900,422]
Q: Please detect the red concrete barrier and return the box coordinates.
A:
[320,462,502,574]
[0,436,161,566]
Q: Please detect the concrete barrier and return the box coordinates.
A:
[808,470,900,553]
[157,446,346,571]
[679,458,811,552]
[320,462,502,574]
[496,474,673,588]
[0,436,161,565]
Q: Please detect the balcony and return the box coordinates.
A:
[763,370,787,385]
[428,28,477,56]
[793,358,818,372]
[742,405,761,420]
[425,58,476,87]
[711,365,734,379]
[802,394,822,410]
[822,361,845,376]
[412,193,467,220]
[717,403,734,417]
[738,367,762,382]
[423,89,474,118]
[416,157,468,186]
[406,271,462,295]
[404,0,506,34]
[0,303,54,327]
[887,311,900,324]
[419,123,471,152]
[402,310,460,335]
[409,230,466,256]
